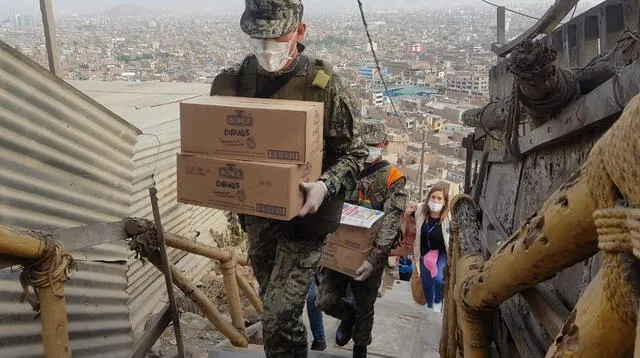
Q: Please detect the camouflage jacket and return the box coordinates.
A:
[346,161,407,266]
[211,49,368,198]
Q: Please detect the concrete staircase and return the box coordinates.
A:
[209,279,442,358]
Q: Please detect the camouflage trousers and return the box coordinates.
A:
[245,217,326,358]
[316,264,385,345]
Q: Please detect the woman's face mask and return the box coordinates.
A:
[428,200,444,213]
[249,36,295,72]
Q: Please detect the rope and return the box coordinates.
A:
[19,239,76,312]
[355,0,424,143]
[503,82,522,159]
[594,208,640,253]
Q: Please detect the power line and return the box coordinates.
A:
[479,0,541,21]
[356,0,425,143]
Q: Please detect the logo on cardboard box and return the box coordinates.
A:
[219,163,244,179]
[226,110,253,126]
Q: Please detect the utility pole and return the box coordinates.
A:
[40,0,60,76]
[417,129,427,202]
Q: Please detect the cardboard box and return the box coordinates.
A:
[327,203,385,250]
[176,151,323,221]
[180,96,323,164]
[320,242,372,278]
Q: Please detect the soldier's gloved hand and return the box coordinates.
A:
[298,181,327,217]
[354,260,374,281]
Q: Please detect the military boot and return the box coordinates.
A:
[353,344,367,358]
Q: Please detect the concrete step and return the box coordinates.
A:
[211,278,442,358]
[209,344,349,357]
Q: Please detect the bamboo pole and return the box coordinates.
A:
[236,270,263,313]
[455,255,490,358]
[0,226,46,259]
[169,263,248,347]
[39,285,71,358]
[460,176,600,311]
[165,235,233,263]
[441,223,461,358]
[220,256,245,334]
[545,257,636,358]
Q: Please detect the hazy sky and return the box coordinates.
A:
[1,0,462,18]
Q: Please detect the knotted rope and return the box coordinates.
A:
[19,238,76,312]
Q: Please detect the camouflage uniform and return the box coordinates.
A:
[317,119,407,346]
[211,1,368,356]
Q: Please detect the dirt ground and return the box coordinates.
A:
[145,263,261,358]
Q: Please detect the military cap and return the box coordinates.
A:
[240,0,304,39]
[362,118,388,145]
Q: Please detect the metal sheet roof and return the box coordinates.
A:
[72,80,230,340]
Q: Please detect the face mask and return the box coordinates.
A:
[249,36,295,72]
[428,200,444,213]
[365,146,383,164]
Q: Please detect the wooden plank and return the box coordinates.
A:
[479,197,510,241]
[492,0,580,56]
[463,134,474,194]
[130,305,171,358]
[521,285,571,346]
[39,0,60,75]
[519,60,640,155]
[500,297,546,358]
[472,152,489,203]
[487,149,506,163]
[0,222,126,269]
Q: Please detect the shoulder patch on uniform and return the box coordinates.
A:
[312,69,331,89]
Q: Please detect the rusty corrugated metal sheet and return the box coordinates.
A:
[0,40,140,357]
[71,80,231,340]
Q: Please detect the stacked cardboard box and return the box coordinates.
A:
[177,96,324,221]
[320,203,385,277]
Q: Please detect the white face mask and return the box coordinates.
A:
[249,37,295,72]
[365,146,383,164]
[428,200,444,213]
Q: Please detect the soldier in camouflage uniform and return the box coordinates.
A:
[210,1,368,357]
[317,119,407,358]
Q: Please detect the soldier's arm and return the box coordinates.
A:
[368,177,408,265]
[319,74,368,195]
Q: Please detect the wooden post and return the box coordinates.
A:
[236,270,263,313]
[220,256,245,334]
[39,0,60,75]
[418,130,427,201]
[169,263,248,347]
[39,286,71,358]
[149,188,185,358]
[497,6,506,46]
[0,226,46,259]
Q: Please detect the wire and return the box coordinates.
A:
[569,3,578,21]
[356,0,425,143]
[479,0,541,21]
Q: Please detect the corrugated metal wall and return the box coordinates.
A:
[70,81,230,340]
[0,40,140,357]
[0,37,231,356]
